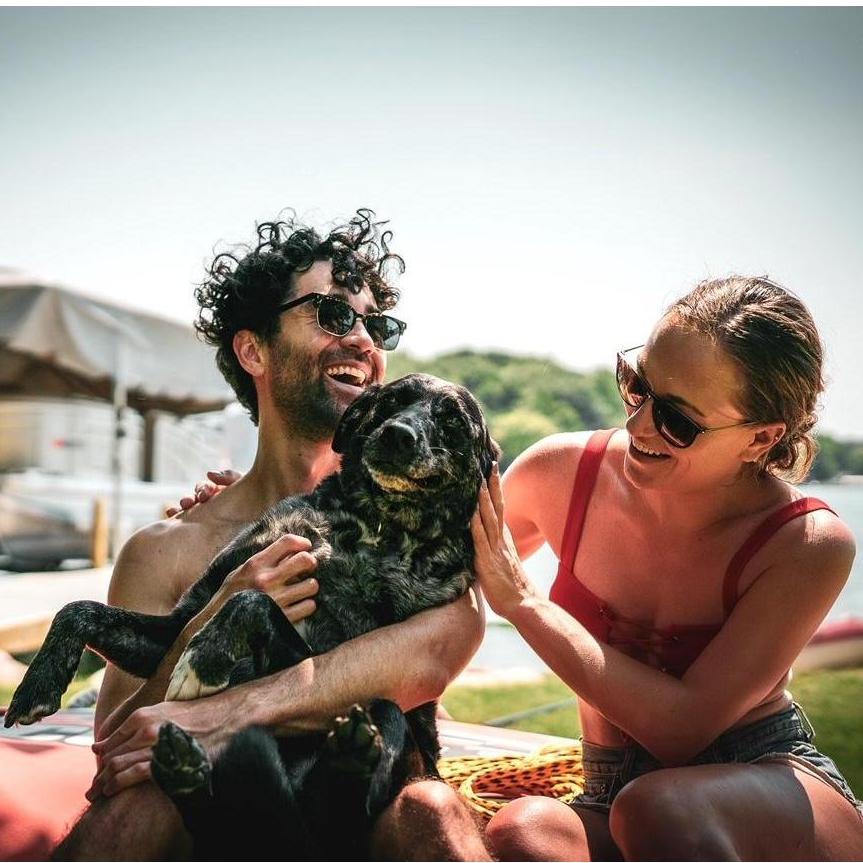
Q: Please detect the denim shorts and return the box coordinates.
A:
[573,704,862,815]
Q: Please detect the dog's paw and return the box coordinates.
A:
[3,677,62,727]
[165,650,226,702]
[323,704,382,776]
[151,722,212,798]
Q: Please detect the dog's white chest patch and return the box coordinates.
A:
[293,619,311,644]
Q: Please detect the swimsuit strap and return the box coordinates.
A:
[722,497,836,615]
[559,429,617,574]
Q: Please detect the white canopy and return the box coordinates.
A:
[0,271,232,415]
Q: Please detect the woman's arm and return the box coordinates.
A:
[473,463,856,765]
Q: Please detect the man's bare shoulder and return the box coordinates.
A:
[110,488,254,611]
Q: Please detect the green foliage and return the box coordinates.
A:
[493,410,560,465]
[387,350,626,468]
[811,434,863,482]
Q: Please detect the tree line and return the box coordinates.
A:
[388,349,861,482]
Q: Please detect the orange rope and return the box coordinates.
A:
[438,743,585,819]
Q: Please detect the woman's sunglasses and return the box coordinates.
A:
[278,293,407,351]
[616,345,755,449]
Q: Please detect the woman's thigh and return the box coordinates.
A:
[609,761,863,861]
[485,795,621,862]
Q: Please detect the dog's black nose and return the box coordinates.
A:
[380,421,418,456]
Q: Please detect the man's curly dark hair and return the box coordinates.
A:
[194,209,404,425]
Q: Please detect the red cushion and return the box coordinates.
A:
[0,720,94,861]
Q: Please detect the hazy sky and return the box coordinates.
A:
[2,8,861,436]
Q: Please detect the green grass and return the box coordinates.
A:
[0,651,104,715]
[0,677,92,713]
[443,668,863,793]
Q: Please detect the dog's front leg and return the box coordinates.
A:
[5,601,187,726]
[166,589,313,701]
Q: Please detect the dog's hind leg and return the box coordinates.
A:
[365,699,433,816]
[204,727,314,861]
[301,699,425,859]
[405,701,443,775]
[4,602,187,727]
[151,721,215,845]
[166,589,312,701]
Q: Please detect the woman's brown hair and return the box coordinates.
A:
[667,276,824,483]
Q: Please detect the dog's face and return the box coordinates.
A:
[332,374,500,525]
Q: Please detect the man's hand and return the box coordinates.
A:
[87,698,234,801]
[213,533,320,625]
[165,469,243,517]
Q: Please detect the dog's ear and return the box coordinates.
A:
[332,385,382,454]
[459,387,501,478]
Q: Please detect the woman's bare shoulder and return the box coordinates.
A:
[510,430,595,468]
[507,429,622,482]
[737,489,857,609]
[504,429,619,509]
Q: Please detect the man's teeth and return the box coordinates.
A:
[632,439,666,457]
[325,365,367,385]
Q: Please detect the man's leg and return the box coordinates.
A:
[370,779,490,861]
[52,782,191,861]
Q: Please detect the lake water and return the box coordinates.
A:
[472,482,863,672]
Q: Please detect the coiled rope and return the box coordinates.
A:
[438,743,585,819]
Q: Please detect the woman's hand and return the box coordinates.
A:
[212,534,320,625]
[165,469,243,517]
[470,463,538,619]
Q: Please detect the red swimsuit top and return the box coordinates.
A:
[549,429,835,678]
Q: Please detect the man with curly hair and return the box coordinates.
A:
[54,211,489,860]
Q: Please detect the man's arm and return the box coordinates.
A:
[94,522,190,736]
[96,522,319,740]
[89,588,484,798]
[242,586,486,732]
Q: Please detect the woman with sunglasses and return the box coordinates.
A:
[472,275,863,861]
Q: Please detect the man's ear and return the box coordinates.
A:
[233,330,266,377]
[742,422,786,464]
[332,385,382,454]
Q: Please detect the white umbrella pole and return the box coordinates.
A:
[111,339,127,561]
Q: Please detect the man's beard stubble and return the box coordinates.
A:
[270,340,344,443]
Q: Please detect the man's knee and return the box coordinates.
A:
[382,779,468,827]
[486,797,549,858]
[53,782,189,861]
[609,772,737,861]
[372,779,489,861]
[486,796,591,861]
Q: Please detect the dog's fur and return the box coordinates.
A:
[6,373,499,860]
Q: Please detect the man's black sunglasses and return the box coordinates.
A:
[616,345,755,449]
[278,293,407,351]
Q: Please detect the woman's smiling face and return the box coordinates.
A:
[622,318,763,491]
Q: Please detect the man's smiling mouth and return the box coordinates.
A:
[325,364,369,387]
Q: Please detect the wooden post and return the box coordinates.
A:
[91,496,109,567]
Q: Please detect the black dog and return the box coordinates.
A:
[6,373,499,860]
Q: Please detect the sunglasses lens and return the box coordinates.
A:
[616,355,647,408]
[653,401,699,448]
[617,351,701,448]
[317,297,356,336]
[365,315,403,350]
